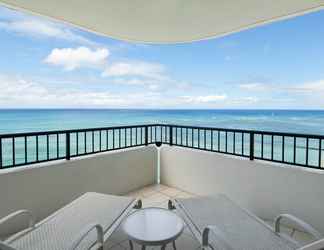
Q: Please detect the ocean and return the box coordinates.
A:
[1,109,324,134]
[1,109,324,167]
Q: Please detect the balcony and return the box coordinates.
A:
[0,124,324,249]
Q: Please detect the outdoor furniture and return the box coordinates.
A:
[0,192,139,250]
[171,194,323,250]
[122,207,184,250]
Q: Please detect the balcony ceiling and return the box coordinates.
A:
[0,0,323,43]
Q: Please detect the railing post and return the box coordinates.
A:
[145,126,148,146]
[169,126,173,146]
[66,132,70,160]
[250,132,254,160]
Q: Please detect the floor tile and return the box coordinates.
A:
[174,191,196,199]
[159,187,182,197]
[142,193,170,207]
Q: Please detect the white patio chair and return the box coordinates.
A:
[170,194,323,250]
[0,192,140,250]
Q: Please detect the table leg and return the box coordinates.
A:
[172,241,177,250]
[141,246,146,250]
[129,240,134,250]
[161,245,166,250]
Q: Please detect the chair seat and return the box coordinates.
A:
[9,193,134,250]
[176,195,300,250]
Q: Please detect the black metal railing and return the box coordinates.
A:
[0,124,323,170]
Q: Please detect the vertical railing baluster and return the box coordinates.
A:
[113,129,115,149]
[271,135,274,160]
[145,126,148,146]
[136,127,138,145]
[306,137,309,166]
[233,132,236,154]
[47,134,49,160]
[204,129,206,149]
[125,128,127,147]
[261,134,264,159]
[186,128,188,146]
[99,130,102,151]
[84,132,87,153]
[211,130,213,151]
[319,139,322,168]
[154,126,157,143]
[160,126,162,143]
[24,136,27,164]
[130,128,133,146]
[36,135,39,162]
[150,126,152,143]
[92,131,94,152]
[180,128,183,146]
[119,128,121,148]
[66,132,70,160]
[250,132,254,161]
[175,127,178,145]
[282,136,285,162]
[76,132,79,155]
[57,133,59,158]
[242,133,244,155]
[191,129,194,147]
[198,129,200,148]
[12,137,15,166]
[106,130,109,149]
[293,137,296,164]
[170,126,173,146]
[218,130,220,151]
[225,131,228,153]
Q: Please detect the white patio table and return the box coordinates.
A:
[122,207,184,250]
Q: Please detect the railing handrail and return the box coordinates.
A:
[1,123,324,139]
[156,123,324,139]
[0,124,158,138]
[0,123,323,170]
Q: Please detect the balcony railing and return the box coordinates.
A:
[0,124,323,170]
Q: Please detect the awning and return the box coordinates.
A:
[0,0,323,43]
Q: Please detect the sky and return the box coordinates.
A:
[0,6,323,109]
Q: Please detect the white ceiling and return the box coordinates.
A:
[0,0,323,43]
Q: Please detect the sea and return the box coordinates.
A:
[0,109,324,167]
[1,109,324,134]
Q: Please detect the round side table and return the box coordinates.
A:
[122,207,184,250]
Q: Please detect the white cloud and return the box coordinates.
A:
[44,47,109,71]
[239,83,268,91]
[102,61,165,79]
[182,95,227,104]
[0,19,97,46]
[288,80,324,93]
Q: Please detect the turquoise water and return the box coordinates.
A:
[0,109,324,168]
[1,109,324,134]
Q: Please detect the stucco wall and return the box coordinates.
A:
[160,146,324,234]
[0,146,156,236]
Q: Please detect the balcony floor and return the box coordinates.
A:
[105,184,313,249]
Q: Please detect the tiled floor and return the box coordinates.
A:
[106,184,314,249]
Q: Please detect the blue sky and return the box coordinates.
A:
[0,6,323,109]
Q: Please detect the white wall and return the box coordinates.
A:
[0,146,157,236]
[160,146,324,234]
